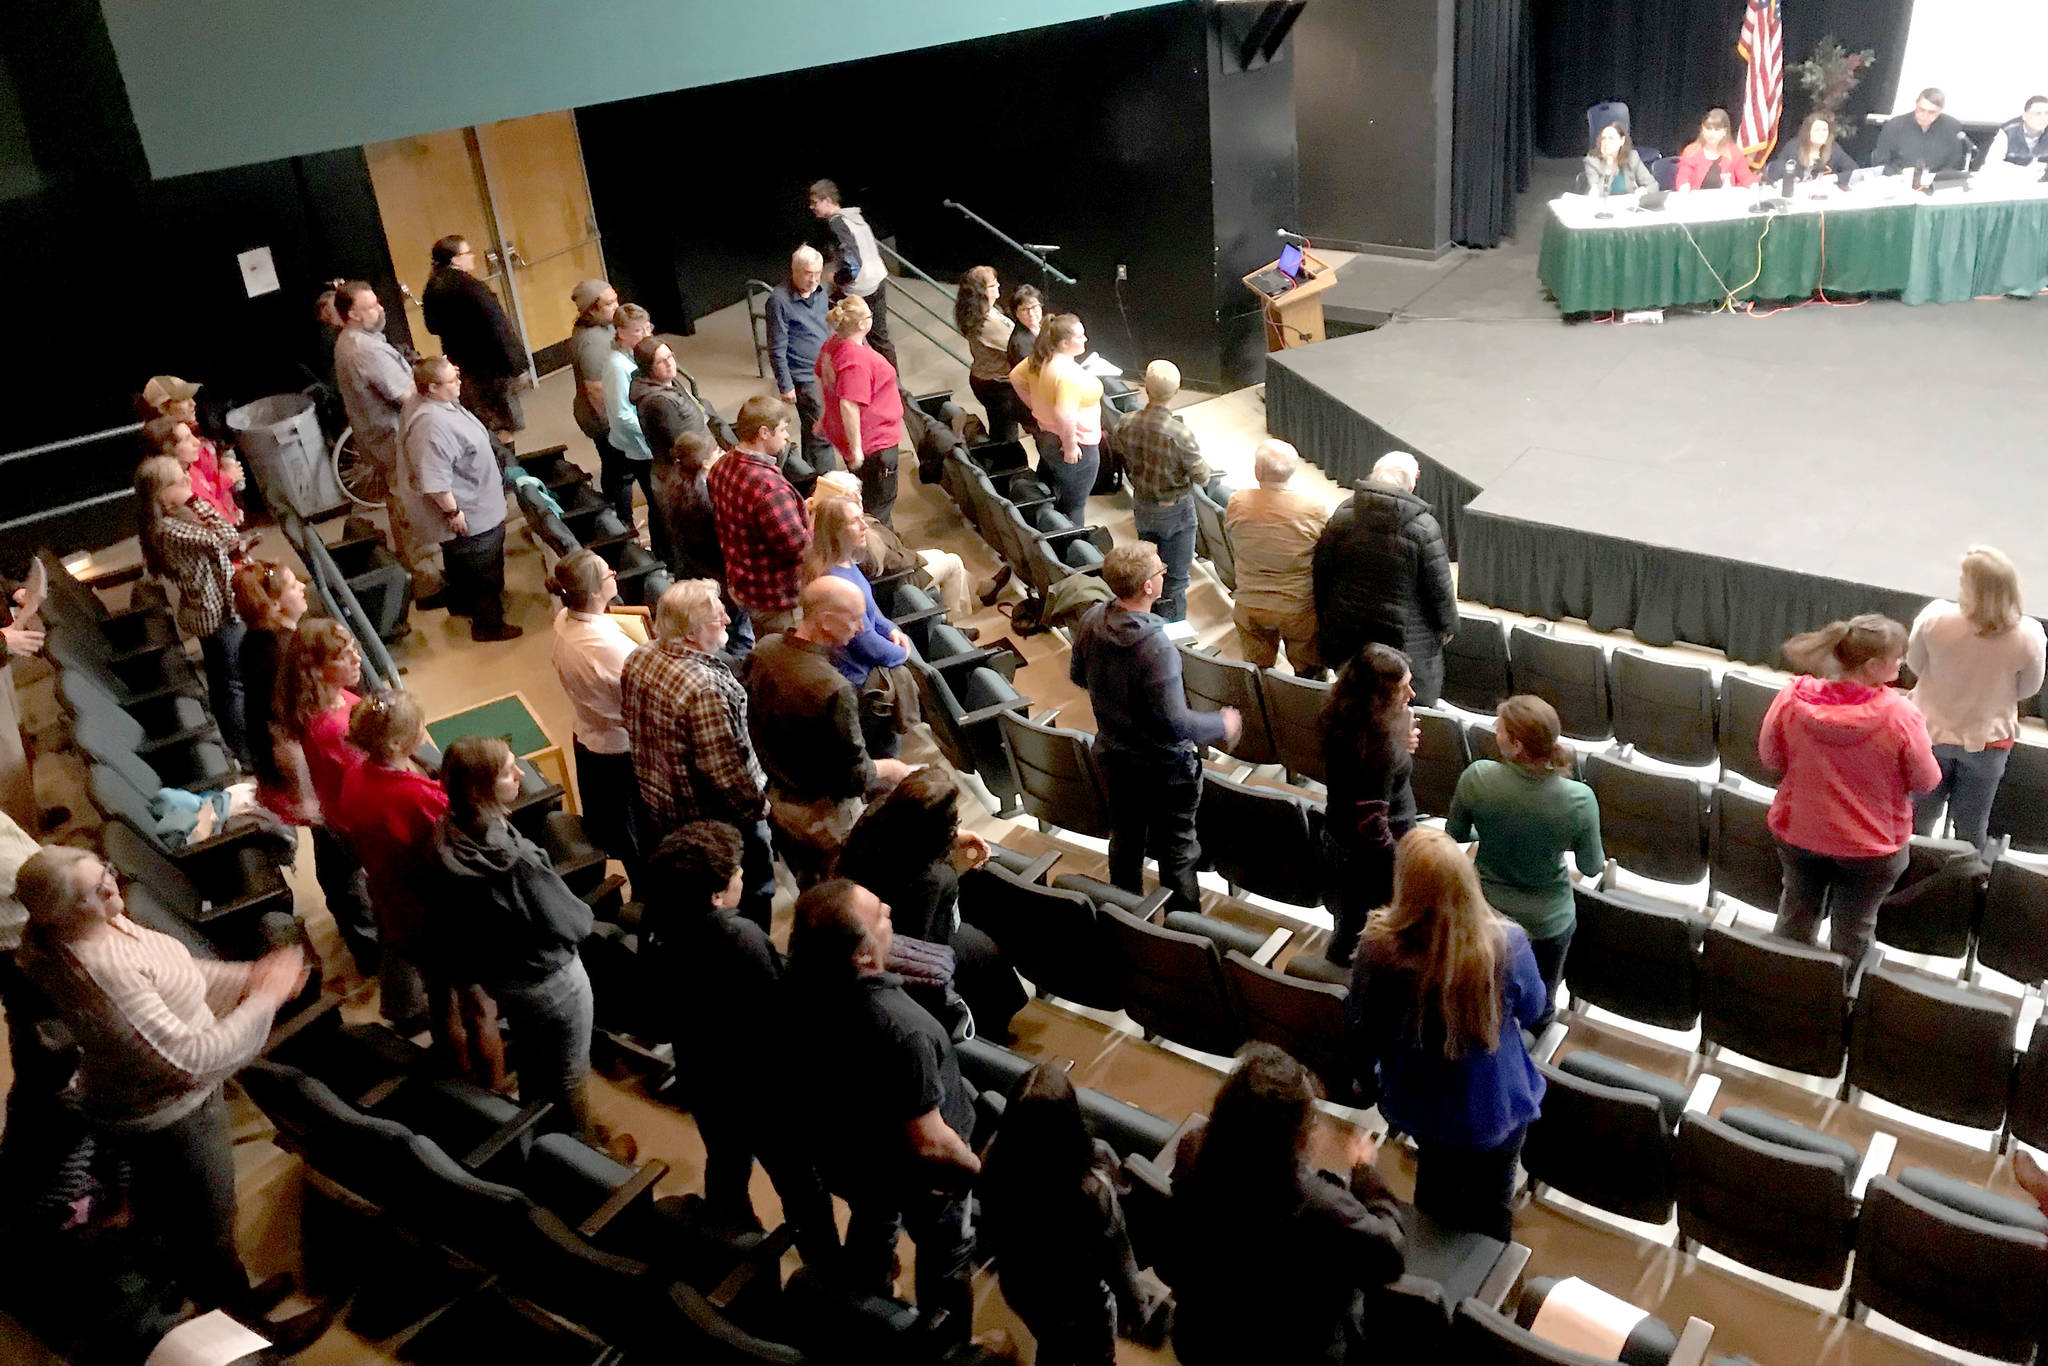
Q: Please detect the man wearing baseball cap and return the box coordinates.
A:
[568,279,619,451]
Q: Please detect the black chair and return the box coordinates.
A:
[1051,873,1276,959]
[1846,963,2017,1133]
[1565,880,1705,1031]
[1989,742,2048,855]
[958,861,1126,1011]
[1873,836,1983,963]
[1411,707,1472,818]
[1191,486,1236,592]
[1848,1170,2048,1363]
[1523,1050,1690,1223]
[1610,649,1717,767]
[1222,950,1356,1102]
[1676,1107,1864,1288]
[1260,668,1330,784]
[1098,902,1244,1057]
[1177,646,1277,765]
[999,710,1113,839]
[1441,612,1512,715]
[47,622,201,709]
[2007,1017,2048,1152]
[1464,718,1583,779]
[1450,1299,1668,1366]
[1699,922,1850,1080]
[57,665,221,754]
[1980,854,2048,989]
[73,697,235,792]
[1715,671,1780,788]
[1196,771,1324,908]
[37,550,178,658]
[1583,751,1708,886]
[1706,778,1781,913]
[910,660,1029,811]
[326,516,415,642]
[1507,624,1611,741]
[103,817,294,957]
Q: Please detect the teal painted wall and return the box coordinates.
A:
[100,0,1177,179]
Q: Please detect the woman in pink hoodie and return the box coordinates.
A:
[1761,614,1940,967]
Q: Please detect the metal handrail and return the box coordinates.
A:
[871,245,971,368]
[0,422,144,467]
[744,279,774,380]
[281,510,398,691]
[940,200,1076,286]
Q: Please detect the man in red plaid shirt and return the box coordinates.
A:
[707,396,812,637]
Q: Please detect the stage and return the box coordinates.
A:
[1267,165,2048,666]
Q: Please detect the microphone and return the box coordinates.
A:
[1019,243,1061,254]
[1276,228,1311,246]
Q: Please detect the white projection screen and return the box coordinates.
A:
[1891,1,2048,125]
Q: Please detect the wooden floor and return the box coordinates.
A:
[5,277,2038,1365]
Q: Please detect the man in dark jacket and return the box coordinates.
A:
[1070,542,1240,914]
[421,234,527,444]
[1312,451,1458,705]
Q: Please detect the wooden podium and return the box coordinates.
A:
[1244,251,1336,351]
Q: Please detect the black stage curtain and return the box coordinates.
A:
[1530,0,1915,161]
[1452,0,1535,247]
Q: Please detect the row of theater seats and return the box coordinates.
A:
[1530,1045,2048,1363]
[513,444,674,609]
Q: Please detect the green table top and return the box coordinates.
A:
[427,693,552,757]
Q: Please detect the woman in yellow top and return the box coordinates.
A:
[1008,313,1102,524]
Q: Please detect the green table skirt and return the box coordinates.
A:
[1538,196,2048,313]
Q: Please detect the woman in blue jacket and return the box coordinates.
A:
[804,495,910,756]
[1349,827,1546,1240]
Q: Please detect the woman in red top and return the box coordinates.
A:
[331,691,505,1088]
[815,295,905,526]
[143,415,243,527]
[1760,613,1941,967]
[1675,108,1758,191]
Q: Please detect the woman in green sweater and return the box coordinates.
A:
[1446,695,1603,1024]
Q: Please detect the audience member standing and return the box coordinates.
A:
[332,281,441,602]
[1446,696,1601,1022]
[403,358,520,642]
[142,415,242,528]
[632,333,731,463]
[15,847,309,1333]
[955,266,1019,442]
[707,397,811,638]
[1227,439,1329,675]
[1313,451,1457,703]
[1120,361,1211,624]
[600,304,655,522]
[816,296,905,526]
[1321,645,1418,965]
[620,580,776,929]
[421,235,527,446]
[746,577,913,884]
[141,377,245,522]
[980,1063,1168,1362]
[567,279,619,454]
[1763,615,1940,966]
[767,246,837,482]
[434,736,608,1148]
[1907,547,2046,854]
[1069,544,1238,915]
[1006,286,1044,374]
[1011,314,1103,526]
[787,878,978,1344]
[808,179,897,369]
[134,456,249,761]
[1168,1044,1405,1366]
[805,495,910,758]
[547,552,639,867]
[1350,829,1546,1240]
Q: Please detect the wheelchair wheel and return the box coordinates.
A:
[332,426,385,507]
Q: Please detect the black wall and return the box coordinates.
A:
[579,4,1298,389]
[1296,0,1455,253]
[1207,19,1303,377]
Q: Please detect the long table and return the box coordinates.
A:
[1537,174,2048,314]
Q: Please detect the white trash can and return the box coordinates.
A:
[226,393,346,520]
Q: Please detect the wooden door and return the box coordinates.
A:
[475,111,605,357]
[362,129,513,354]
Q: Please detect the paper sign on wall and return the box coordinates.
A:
[237,246,280,298]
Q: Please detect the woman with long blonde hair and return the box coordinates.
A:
[803,494,910,757]
[1350,828,1546,1239]
[1906,548,2046,854]
[1008,311,1101,524]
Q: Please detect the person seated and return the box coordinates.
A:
[811,469,979,621]
[1868,87,1969,176]
[1985,95,2048,170]
[1783,112,1857,184]
[1581,121,1656,197]
[803,495,910,758]
[1168,1044,1404,1365]
[1675,108,1758,190]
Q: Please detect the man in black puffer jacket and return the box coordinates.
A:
[1312,451,1458,704]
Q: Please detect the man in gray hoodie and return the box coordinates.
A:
[809,179,897,370]
[1069,542,1241,913]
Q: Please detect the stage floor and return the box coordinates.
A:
[1270,165,2048,663]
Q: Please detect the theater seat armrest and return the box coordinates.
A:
[463,1102,556,1170]
[1155,1113,1205,1173]
[1599,858,1619,891]
[1530,1020,1569,1065]
[1683,1074,1722,1116]
[707,1223,797,1310]
[1669,1317,1715,1366]
[135,724,220,754]
[1016,851,1060,885]
[957,695,1034,727]
[1136,888,1174,923]
[358,1075,409,1110]
[2018,994,2044,1052]
[579,1159,670,1239]
[1475,1241,1531,1311]
[1852,1131,1899,1201]
[78,562,147,591]
[262,989,344,1054]
[1251,927,1291,967]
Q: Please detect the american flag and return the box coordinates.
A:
[1736,0,1784,168]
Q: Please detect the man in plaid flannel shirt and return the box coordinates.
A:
[707,396,811,638]
[1117,360,1210,623]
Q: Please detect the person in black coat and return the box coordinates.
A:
[1782,113,1858,184]
[1312,451,1457,705]
[421,235,527,442]
[1320,645,1419,967]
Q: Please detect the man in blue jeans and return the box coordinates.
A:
[1118,360,1210,623]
